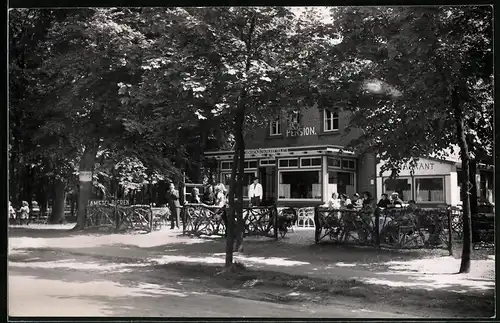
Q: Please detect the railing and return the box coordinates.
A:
[315,206,454,252]
[183,204,279,239]
[86,204,162,233]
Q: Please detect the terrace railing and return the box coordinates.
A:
[315,206,454,253]
[183,204,279,239]
[86,204,161,233]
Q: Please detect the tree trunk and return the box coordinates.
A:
[50,178,66,224]
[73,144,99,230]
[453,86,472,274]
[234,108,246,253]
[225,135,240,268]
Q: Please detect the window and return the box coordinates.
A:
[220,172,255,198]
[384,178,412,201]
[300,157,322,168]
[221,161,232,170]
[244,160,258,169]
[328,171,355,196]
[279,158,298,168]
[415,177,444,202]
[341,159,356,170]
[324,109,339,132]
[270,118,281,136]
[279,171,322,199]
[328,157,341,168]
[260,159,276,166]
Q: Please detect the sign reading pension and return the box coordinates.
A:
[88,199,130,206]
[286,126,317,137]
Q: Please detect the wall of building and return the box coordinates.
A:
[244,107,363,149]
[357,152,377,200]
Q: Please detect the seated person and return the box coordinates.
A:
[351,193,363,209]
[323,192,341,209]
[390,192,404,206]
[189,187,201,204]
[202,185,215,205]
[377,193,391,208]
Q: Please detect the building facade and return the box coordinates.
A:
[204,106,493,207]
[205,107,377,207]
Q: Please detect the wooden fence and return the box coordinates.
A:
[86,204,166,233]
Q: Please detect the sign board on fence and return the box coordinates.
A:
[79,171,92,182]
[88,199,130,206]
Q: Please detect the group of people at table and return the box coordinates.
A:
[8,199,41,225]
[322,191,406,210]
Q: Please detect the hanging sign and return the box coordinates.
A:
[79,171,93,182]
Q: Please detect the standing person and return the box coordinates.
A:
[202,185,215,205]
[377,193,390,208]
[31,197,40,223]
[167,182,180,229]
[9,201,16,225]
[248,176,263,207]
[18,201,30,225]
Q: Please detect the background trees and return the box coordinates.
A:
[9,6,493,270]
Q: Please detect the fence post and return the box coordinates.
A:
[447,208,453,256]
[273,205,278,240]
[115,205,119,232]
[149,205,153,233]
[375,207,380,247]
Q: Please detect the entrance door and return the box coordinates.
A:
[259,166,276,205]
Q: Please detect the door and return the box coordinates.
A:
[259,166,276,205]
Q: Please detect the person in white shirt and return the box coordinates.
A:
[324,192,341,209]
[248,176,263,207]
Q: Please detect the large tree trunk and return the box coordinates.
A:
[73,144,99,230]
[50,178,66,224]
[453,86,472,274]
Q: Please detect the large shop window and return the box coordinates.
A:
[328,171,355,196]
[324,110,339,132]
[415,177,444,202]
[220,172,255,198]
[384,178,412,201]
[279,171,322,199]
[270,118,281,136]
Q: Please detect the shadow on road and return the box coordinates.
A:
[8,248,494,318]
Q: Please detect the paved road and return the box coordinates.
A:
[8,273,415,318]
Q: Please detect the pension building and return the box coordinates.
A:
[205,107,494,208]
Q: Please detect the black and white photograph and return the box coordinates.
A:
[8,5,494,318]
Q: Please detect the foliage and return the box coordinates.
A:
[322,6,493,174]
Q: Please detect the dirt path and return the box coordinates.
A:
[8,225,495,318]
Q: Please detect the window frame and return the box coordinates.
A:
[323,109,339,132]
[341,158,356,170]
[260,159,276,166]
[278,169,323,201]
[269,118,281,136]
[414,176,446,204]
[300,157,322,168]
[278,158,299,169]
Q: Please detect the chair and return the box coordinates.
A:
[296,207,315,228]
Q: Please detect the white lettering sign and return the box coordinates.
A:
[286,126,316,137]
[79,171,92,182]
[401,162,435,171]
[247,148,289,155]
